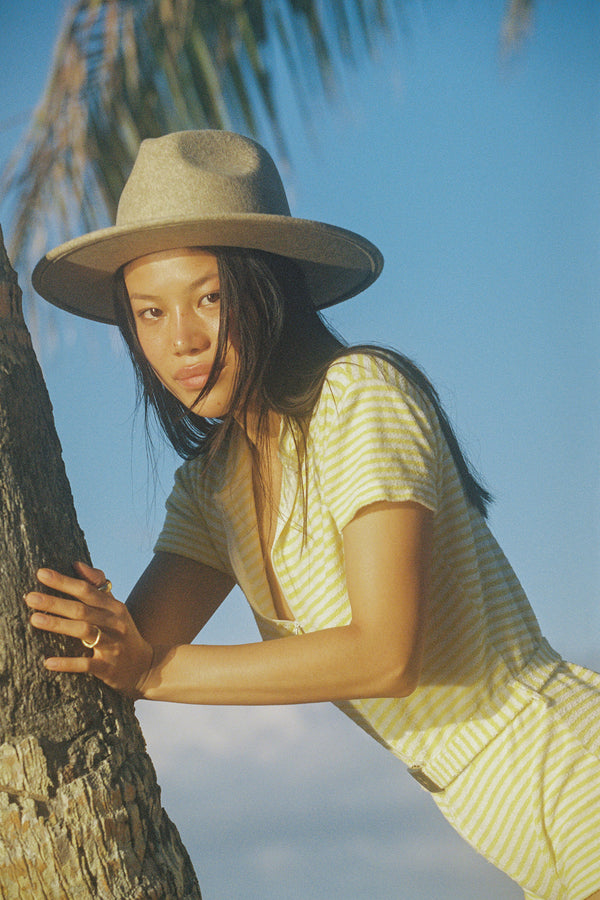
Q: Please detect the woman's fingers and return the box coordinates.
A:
[24,565,155,697]
[35,566,116,610]
[27,606,103,647]
[25,566,114,649]
[72,560,111,591]
[44,654,93,674]
[25,589,111,629]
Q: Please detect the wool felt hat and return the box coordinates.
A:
[32,130,384,325]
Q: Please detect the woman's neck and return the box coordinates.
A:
[237,406,281,452]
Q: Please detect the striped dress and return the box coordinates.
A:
[155,352,600,900]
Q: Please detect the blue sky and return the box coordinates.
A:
[0,2,598,898]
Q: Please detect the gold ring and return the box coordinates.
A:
[97,579,112,593]
[82,626,101,649]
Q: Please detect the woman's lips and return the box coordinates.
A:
[173,363,212,391]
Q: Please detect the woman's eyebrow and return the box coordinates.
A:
[128,273,220,302]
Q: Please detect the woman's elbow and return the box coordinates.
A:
[345,622,423,699]
[384,663,420,698]
[367,652,422,699]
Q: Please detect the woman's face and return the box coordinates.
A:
[124,248,238,417]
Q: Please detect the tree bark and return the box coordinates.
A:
[0,227,202,899]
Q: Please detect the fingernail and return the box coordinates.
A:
[37,568,52,578]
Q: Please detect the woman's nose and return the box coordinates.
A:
[171,312,209,354]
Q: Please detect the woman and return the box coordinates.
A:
[28,130,600,900]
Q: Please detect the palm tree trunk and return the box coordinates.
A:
[0,227,201,899]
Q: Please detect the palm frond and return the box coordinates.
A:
[501,0,535,55]
[1,0,406,286]
[1,0,535,291]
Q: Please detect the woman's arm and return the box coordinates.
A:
[142,500,432,704]
[126,551,235,645]
[26,500,431,703]
[24,554,234,697]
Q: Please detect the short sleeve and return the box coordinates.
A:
[315,356,440,532]
[154,458,232,574]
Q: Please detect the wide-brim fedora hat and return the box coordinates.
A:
[32,130,383,325]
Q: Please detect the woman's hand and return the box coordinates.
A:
[25,562,154,698]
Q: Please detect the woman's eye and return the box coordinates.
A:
[198,292,220,308]
[138,307,162,320]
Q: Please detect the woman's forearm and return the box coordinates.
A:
[127,552,235,645]
[140,624,418,705]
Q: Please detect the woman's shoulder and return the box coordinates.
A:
[323,349,396,388]
[310,348,441,443]
[320,348,426,407]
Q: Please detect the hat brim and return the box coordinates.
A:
[32,214,384,325]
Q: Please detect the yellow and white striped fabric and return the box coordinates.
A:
[434,659,600,900]
[155,352,600,898]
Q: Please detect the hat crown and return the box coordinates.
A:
[33,129,383,325]
[116,130,291,226]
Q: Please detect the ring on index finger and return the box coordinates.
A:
[82,625,102,649]
[96,579,112,593]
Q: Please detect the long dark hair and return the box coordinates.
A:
[114,248,492,518]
